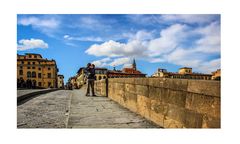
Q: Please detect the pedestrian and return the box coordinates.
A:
[85,63,96,96]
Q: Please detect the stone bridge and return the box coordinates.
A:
[94,78,220,128]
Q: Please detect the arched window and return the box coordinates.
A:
[19,70,23,75]
[99,76,102,80]
[103,76,106,79]
[32,71,36,78]
[27,71,31,78]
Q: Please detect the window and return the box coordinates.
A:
[34,55,37,58]
[33,62,35,64]
[27,71,31,78]
[48,82,51,87]
[32,72,36,78]
[38,82,41,86]
[20,66,23,69]
[27,67,30,69]
[28,62,30,65]
[21,61,24,64]
[19,70,23,75]
[48,67,51,70]
[48,73,51,78]
[32,67,35,69]
[29,55,32,58]
[38,68,41,70]
[38,73,42,78]
[103,76,106,79]
[99,76,102,80]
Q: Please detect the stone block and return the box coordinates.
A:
[163,117,184,128]
[149,86,162,100]
[135,78,149,86]
[149,110,164,127]
[137,95,151,119]
[187,80,220,97]
[184,109,203,128]
[125,84,136,94]
[149,78,165,88]
[163,90,187,107]
[165,104,185,125]
[124,78,135,84]
[125,92,137,102]
[185,93,220,118]
[165,79,188,91]
[136,85,149,97]
[202,115,221,128]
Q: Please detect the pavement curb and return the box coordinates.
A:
[17,89,60,105]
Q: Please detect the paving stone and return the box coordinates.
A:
[67,86,159,128]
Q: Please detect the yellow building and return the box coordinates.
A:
[57,74,64,88]
[178,67,192,74]
[152,67,212,80]
[95,68,108,80]
[17,53,58,88]
[212,69,221,80]
[76,67,86,88]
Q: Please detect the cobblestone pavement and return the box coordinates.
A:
[67,86,159,128]
[17,89,49,98]
[17,90,72,128]
[17,87,159,128]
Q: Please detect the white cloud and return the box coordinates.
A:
[198,58,221,74]
[148,24,189,56]
[85,40,125,57]
[123,30,154,41]
[92,57,112,67]
[161,14,218,24]
[18,16,60,36]
[63,35,103,42]
[194,22,220,53]
[17,38,48,51]
[18,16,59,28]
[91,57,131,68]
[86,21,220,73]
[109,57,131,67]
[75,16,113,31]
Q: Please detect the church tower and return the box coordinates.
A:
[132,58,136,70]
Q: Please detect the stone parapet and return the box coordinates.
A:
[94,78,221,128]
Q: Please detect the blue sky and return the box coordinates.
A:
[17,14,220,83]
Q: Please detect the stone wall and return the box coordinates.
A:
[95,78,220,128]
[94,79,107,97]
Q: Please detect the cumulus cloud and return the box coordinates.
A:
[85,39,148,58]
[109,57,131,67]
[86,21,220,73]
[148,24,189,56]
[91,57,132,68]
[92,57,112,67]
[17,38,48,51]
[86,40,125,57]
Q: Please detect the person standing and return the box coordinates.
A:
[85,63,96,96]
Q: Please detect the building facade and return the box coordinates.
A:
[17,53,58,88]
[107,59,146,78]
[57,74,64,88]
[212,69,221,80]
[95,68,108,80]
[152,67,212,80]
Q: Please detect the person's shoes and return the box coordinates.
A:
[92,94,96,97]
[85,94,90,96]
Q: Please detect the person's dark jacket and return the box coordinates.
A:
[85,67,95,79]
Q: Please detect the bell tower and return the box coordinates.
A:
[132,58,136,70]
